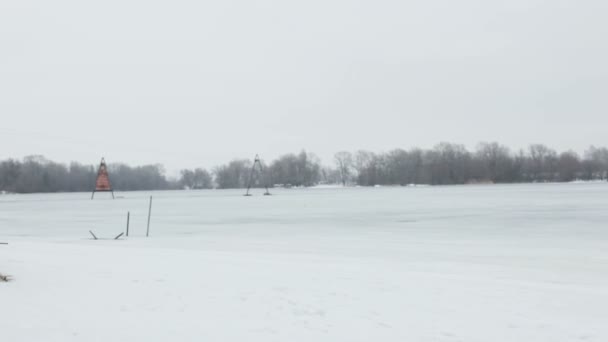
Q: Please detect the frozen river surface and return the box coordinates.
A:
[1,183,607,341]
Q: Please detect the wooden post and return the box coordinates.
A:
[146,196,153,237]
[126,212,130,237]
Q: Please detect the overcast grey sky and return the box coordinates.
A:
[1,0,607,174]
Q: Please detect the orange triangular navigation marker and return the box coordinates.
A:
[91,158,115,199]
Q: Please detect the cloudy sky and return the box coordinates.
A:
[1,0,606,174]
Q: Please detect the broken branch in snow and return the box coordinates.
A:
[0,274,11,282]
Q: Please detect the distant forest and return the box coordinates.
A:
[1,143,607,194]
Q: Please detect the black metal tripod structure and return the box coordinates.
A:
[244,154,271,196]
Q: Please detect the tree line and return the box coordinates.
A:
[0,155,173,193]
[1,143,607,193]
[333,143,608,186]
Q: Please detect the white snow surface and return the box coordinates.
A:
[1,184,608,341]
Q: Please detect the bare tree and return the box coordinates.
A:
[527,144,558,181]
[584,146,608,180]
[179,169,195,189]
[193,168,213,189]
[334,151,353,186]
[214,159,251,189]
[557,151,581,182]
[270,151,321,187]
[428,143,472,184]
[475,142,512,183]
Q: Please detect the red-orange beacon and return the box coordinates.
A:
[91,158,115,199]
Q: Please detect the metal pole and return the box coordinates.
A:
[146,196,153,237]
[244,155,258,196]
[126,212,130,237]
[257,157,271,196]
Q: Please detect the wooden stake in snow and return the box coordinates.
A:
[146,196,153,237]
[126,212,130,237]
[0,241,10,281]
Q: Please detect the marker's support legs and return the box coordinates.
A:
[244,154,272,196]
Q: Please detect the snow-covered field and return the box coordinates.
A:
[1,184,608,341]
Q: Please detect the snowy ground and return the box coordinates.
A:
[1,184,608,341]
